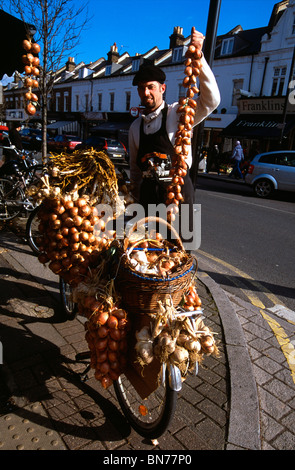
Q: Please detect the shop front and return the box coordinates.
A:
[222,97,295,159]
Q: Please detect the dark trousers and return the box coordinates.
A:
[139,173,194,243]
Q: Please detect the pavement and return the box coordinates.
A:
[0,175,294,453]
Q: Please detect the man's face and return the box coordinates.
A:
[137,81,166,113]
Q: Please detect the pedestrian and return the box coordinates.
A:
[209,144,220,174]
[229,140,244,179]
[6,121,23,162]
[8,121,23,151]
[128,27,220,240]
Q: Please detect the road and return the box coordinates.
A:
[194,176,295,313]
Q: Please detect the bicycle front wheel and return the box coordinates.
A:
[114,369,177,439]
[59,277,78,320]
[26,204,41,255]
[0,177,24,220]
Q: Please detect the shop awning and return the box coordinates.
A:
[90,121,132,139]
[91,121,132,133]
[47,121,80,134]
[222,114,295,138]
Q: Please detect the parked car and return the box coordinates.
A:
[0,125,9,142]
[245,151,295,198]
[47,134,82,153]
[19,127,43,150]
[76,136,128,163]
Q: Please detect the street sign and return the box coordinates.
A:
[130,107,139,118]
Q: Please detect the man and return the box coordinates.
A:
[229,140,244,179]
[9,121,23,151]
[6,121,23,162]
[128,27,220,239]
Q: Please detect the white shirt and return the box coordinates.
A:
[129,55,221,199]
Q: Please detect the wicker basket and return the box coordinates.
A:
[115,216,197,315]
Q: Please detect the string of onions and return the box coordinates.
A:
[167,41,203,222]
[36,195,114,286]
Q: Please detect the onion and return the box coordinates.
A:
[108,339,119,351]
[101,376,113,389]
[97,325,109,338]
[49,260,62,274]
[107,315,118,329]
[73,215,83,227]
[79,204,92,217]
[202,336,214,348]
[69,207,79,217]
[23,39,32,51]
[170,346,189,365]
[97,311,109,326]
[108,351,118,362]
[75,198,87,208]
[108,369,120,381]
[95,370,103,380]
[64,217,74,227]
[64,200,74,210]
[110,328,121,341]
[81,219,92,231]
[95,338,108,351]
[184,339,201,352]
[79,231,89,242]
[96,351,108,363]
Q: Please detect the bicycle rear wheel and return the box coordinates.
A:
[26,204,41,255]
[114,368,177,439]
[0,177,24,220]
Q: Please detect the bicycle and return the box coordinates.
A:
[25,179,201,440]
[0,148,43,221]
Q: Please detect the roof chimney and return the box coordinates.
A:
[169,26,184,49]
[107,43,119,63]
[66,57,76,72]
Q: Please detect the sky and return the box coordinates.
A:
[0,0,284,84]
[73,0,283,64]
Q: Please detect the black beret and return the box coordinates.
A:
[132,64,166,86]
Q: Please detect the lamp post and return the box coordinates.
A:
[191,0,222,187]
[280,46,295,146]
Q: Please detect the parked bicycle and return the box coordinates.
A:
[0,148,44,221]
[24,168,208,441]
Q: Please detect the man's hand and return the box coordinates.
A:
[190,26,205,56]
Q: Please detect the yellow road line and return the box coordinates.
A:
[260,310,295,384]
[198,249,284,308]
[198,250,295,384]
